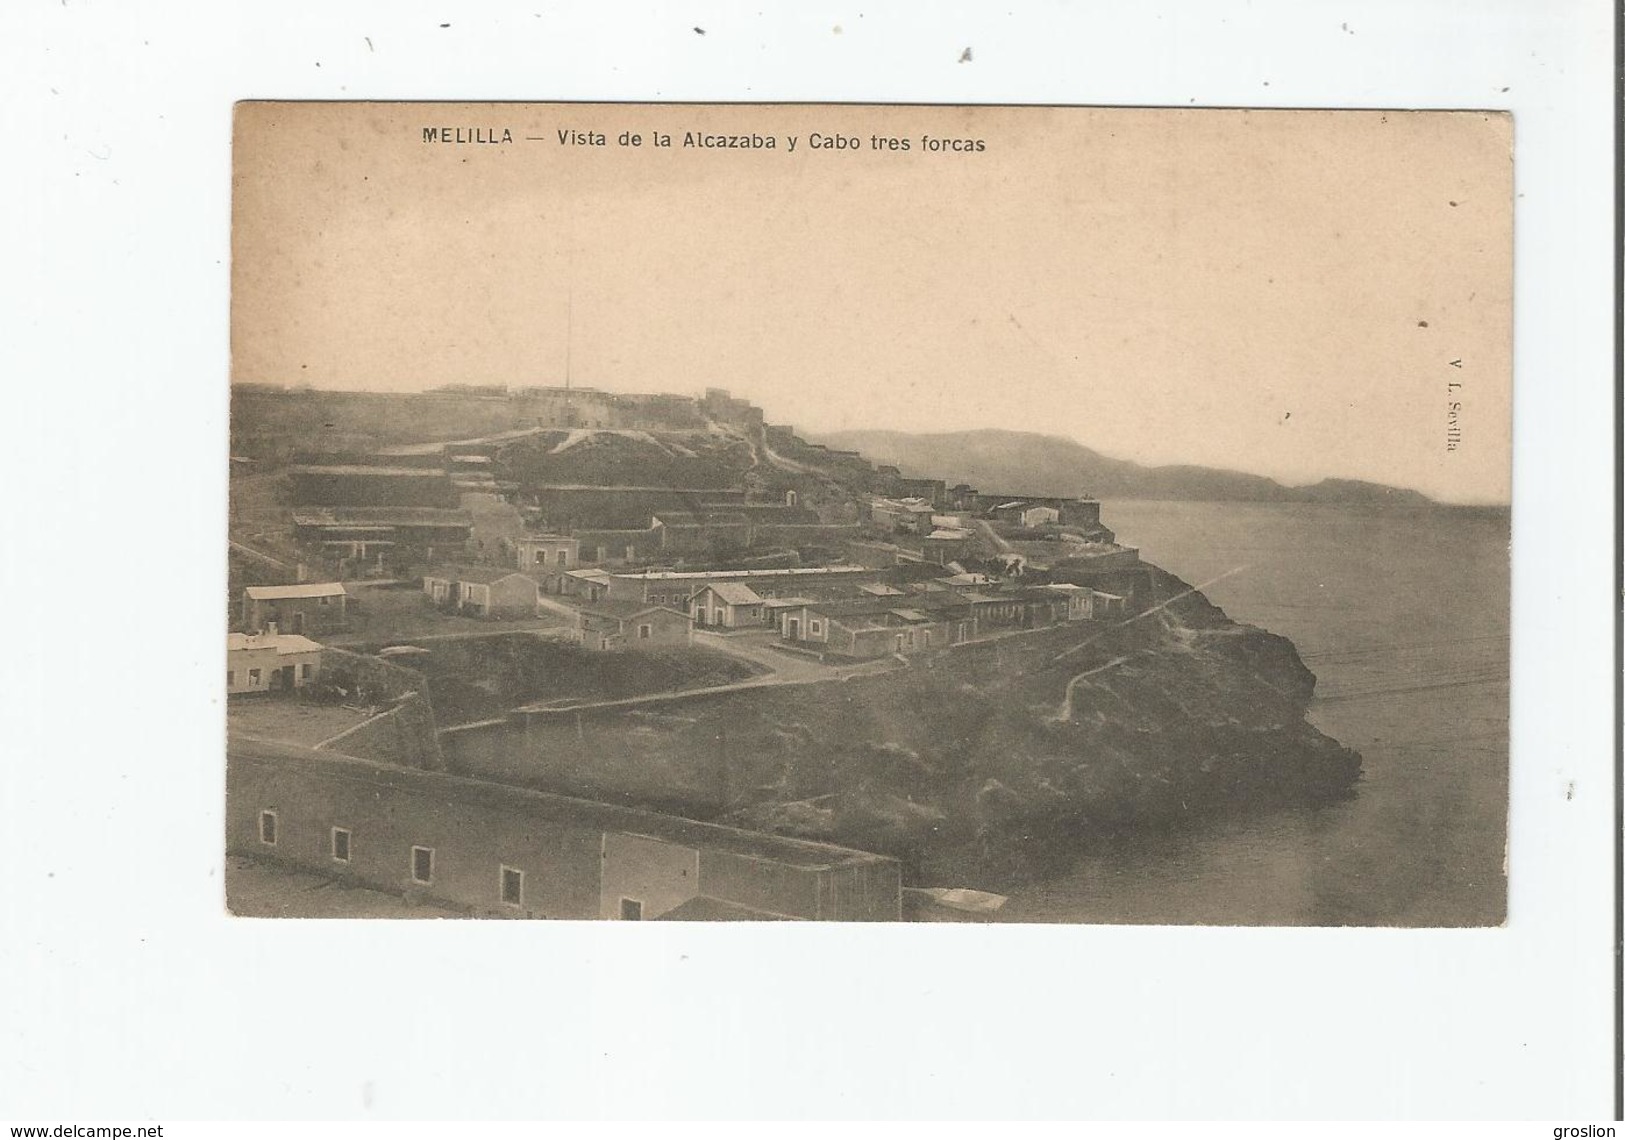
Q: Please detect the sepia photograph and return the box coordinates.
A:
[8,0,1619,1121]
[226,101,1512,926]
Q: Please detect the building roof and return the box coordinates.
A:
[564,568,613,582]
[517,533,577,545]
[429,567,538,586]
[292,507,473,527]
[578,600,691,623]
[910,592,978,613]
[873,496,935,512]
[231,736,893,871]
[652,511,751,528]
[244,582,347,601]
[857,582,906,596]
[612,566,870,582]
[227,632,324,655]
[699,582,765,606]
[828,607,936,632]
[802,596,929,619]
[290,464,449,478]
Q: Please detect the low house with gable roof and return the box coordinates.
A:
[689,583,766,629]
[422,567,540,619]
[776,597,953,660]
[575,601,693,651]
[242,582,349,636]
[559,567,613,603]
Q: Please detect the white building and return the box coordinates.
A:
[227,629,324,695]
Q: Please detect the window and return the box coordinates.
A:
[331,827,351,863]
[248,668,262,687]
[300,663,313,680]
[638,624,652,640]
[258,810,277,846]
[650,593,664,604]
[319,595,330,606]
[500,865,524,907]
[619,897,643,921]
[411,846,434,884]
[810,621,821,635]
[227,670,235,688]
[535,551,545,564]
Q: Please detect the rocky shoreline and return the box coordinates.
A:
[436,562,1362,890]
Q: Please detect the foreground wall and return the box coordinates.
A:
[229,745,603,918]
[227,740,902,921]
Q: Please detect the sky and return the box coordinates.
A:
[233,103,1512,503]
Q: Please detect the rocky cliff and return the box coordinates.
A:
[442,563,1362,890]
[722,564,1361,885]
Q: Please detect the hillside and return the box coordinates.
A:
[440,564,1362,889]
[810,428,1437,505]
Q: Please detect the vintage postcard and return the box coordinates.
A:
[227,102,1511,925]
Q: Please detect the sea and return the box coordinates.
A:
[993,499,1511,927]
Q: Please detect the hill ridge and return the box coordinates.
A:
[808,427,1438,506]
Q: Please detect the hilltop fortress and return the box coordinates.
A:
[232,380,1123,587]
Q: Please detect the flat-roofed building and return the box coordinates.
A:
[515,534,580,578]
[227,629,324,695]
[291,506,474,564]
[289,464,461,509]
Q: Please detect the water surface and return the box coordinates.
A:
[996,500,1510,926]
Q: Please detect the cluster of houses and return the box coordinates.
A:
[866,492,1105,539]
[770,579,1125,659]
[233,515,1131,686]
[236,385,1138,688]
[403,552,1130,661]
